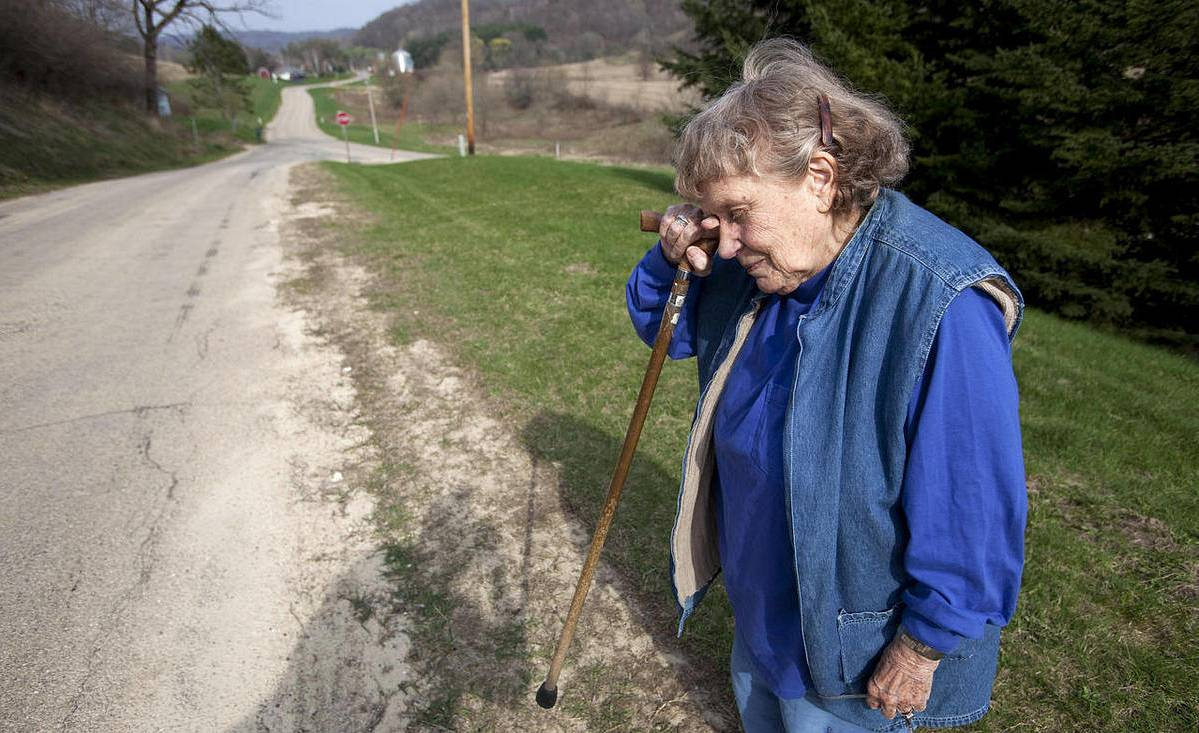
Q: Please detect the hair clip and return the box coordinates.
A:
[817,94,835,149]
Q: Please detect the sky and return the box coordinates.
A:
[239,0,414,33]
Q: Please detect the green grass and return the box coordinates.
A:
[307,86,454,155]
[168,75,279,145]
[0,72,351,198]
[247,76,282,124]
[323,155,1199,732]
[0,86,239,198]
[168,73,335,146]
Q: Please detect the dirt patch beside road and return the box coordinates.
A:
[282,162,730,731]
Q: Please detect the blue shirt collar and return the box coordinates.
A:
[787,262,831,306]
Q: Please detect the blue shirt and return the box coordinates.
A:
[627,243,1024,699]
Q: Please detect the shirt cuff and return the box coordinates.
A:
[901,607,965,656]
[646,241,680,279]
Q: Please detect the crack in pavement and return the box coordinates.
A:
[167,303,194,343]
[58,635,105,732]
[58,422,184,731]
[194,322,217,362]
[1,402,190,435]
[219,202,235,229]
[139,432,180,502]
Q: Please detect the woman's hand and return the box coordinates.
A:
[865,637,940,719]
[658,203,720,276]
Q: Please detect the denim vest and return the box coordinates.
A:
[669,189,1023,731]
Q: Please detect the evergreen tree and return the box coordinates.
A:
[664,0,1199,344]
[187,25,251,131]
[405,32,452,70]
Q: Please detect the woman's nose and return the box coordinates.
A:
[717,229,741,260]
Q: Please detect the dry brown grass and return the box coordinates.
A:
[338,57,687,167]
[488,55,700,114]
[156,60,192,83]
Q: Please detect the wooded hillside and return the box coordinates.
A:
[355,0,692,66]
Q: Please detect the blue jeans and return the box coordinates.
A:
[731,634,874,733]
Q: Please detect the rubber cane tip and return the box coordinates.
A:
[536,682,558,709]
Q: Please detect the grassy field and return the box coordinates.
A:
[322,155,1198,732]
[307,85,455,155]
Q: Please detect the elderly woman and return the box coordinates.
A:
[625,39,1026,732]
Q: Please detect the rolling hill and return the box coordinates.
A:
[355,0,692,61]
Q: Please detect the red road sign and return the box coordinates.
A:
[335,111,351,126]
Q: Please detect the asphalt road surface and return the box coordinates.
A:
[0,79,430,731]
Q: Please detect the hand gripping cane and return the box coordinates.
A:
[536,210,718,709]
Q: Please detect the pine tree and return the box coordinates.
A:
[663,0,1199,344]
[187,25,251,132]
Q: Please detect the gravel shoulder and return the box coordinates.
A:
[282,163,731,732]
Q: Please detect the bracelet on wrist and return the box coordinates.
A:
[896,626,945,661]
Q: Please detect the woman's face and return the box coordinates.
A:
[698,168,846,295]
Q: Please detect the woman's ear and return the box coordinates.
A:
[807,152,838,213]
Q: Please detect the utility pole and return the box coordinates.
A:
[390,91,409,162]
[367,85,380,145]
[460,0,476,155]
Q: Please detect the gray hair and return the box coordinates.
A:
[674,38,909,215]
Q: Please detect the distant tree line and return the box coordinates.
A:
[354,0,692,69]
[666,0,1198,345]
[279,38,367,74]
[391,24,549,73]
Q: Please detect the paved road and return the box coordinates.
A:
[0,80,427,731]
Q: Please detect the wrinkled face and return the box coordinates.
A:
[699,173,843,295]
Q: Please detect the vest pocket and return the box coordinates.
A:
[836,605,902,686]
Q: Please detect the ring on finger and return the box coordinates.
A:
[673,214,691,229]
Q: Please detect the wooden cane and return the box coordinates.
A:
[536,210,717,709]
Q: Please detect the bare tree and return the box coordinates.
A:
[65,0,132,33]
[132,0,267,113]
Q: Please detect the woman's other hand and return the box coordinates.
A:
[865,637,940,719]
[658,203,720,276]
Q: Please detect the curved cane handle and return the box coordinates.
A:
[639,210,663,232]
[639,210,719,273]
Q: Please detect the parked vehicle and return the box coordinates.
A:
[275,68,307,82]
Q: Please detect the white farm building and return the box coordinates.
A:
[390,49,415,74]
